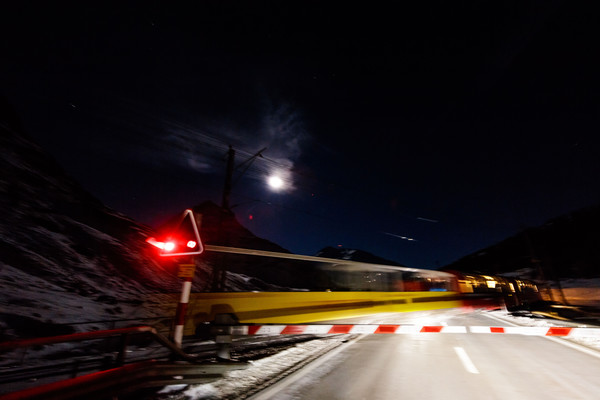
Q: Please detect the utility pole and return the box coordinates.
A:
[213,146,235,291]
[214,146,267,291]
[212,145,267,291]
[221,145,235,211]
[221,145,267,211]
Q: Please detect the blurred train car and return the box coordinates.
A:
[182,247,541,336]
[185,250,464,335]
[315,263,459,292]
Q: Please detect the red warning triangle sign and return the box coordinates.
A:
[146,209,204,257]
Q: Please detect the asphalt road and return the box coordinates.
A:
[251,311,600,400]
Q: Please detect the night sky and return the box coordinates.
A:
[2,1,599,268]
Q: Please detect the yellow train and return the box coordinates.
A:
[177,247,539,335]
[187,290,463,328]
[182,247,464,335]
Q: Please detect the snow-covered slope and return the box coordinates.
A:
[0,101,190,339]
[0,101,288,340]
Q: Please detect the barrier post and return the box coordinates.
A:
[214,314,234,360]
[173,263,195,348]
[215,334,232,360]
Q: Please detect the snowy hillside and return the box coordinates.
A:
[0,102,186,339]
[0,102,288,340]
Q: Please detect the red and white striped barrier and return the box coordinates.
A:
[469,326,600,337]
[230,325,467,335]
[227,325,600,337]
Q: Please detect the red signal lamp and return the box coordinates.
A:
[145,209,204,257]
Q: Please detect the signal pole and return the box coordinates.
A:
[145,209,203,348]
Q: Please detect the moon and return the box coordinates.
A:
[267,175,284,190]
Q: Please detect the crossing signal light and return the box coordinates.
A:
[146,209,204,257]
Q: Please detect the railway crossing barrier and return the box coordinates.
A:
[220,324,600,337]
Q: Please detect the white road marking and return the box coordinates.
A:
[454,347,480,374]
